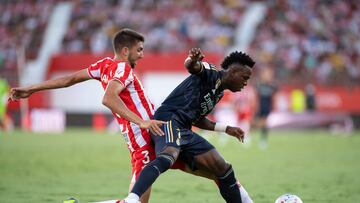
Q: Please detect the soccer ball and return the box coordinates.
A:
[275,194,303,203]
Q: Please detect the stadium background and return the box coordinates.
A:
[1,0,360,202]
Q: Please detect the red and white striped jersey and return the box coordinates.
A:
[87,57,155,152]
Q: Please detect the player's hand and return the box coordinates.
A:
[139,120,166,136]
[188,48,205,62]
[225,126,245,143]
[9,87,33,101]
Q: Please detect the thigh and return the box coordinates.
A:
[180,162,217,181]
[193,148,230,177]
[178,131,215,170]
[171,158,217,181]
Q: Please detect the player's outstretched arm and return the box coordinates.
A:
[102,80,165,136]
[184,48,205,74]
[10,69,91,101]
[194,117,244,142]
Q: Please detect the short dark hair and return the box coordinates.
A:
[113,28,145,53]
[220,51,255,70]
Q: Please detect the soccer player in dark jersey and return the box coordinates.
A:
[124,48,255,203]
[255,68,277,149]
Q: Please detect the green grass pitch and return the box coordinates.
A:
[1,128,359,203]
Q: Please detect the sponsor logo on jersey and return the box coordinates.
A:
[101,74,108,84]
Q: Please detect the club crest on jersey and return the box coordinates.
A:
[176,129,181,146]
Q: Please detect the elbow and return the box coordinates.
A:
[102,95,111,108]
[184,58,193,73]
[184,57,191,67]
[185,66,194,74]
[184,60,201,74]
[187,67,200,75]
[185,66,192,74]
[188,68,198,74]
[185,64,195,74]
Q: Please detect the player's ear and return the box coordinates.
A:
[121,47,130,56]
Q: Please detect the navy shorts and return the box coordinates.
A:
[151,113,214,170]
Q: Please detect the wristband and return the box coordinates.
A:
[214,123,227,132]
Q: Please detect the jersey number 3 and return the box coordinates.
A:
[141,150,150,165]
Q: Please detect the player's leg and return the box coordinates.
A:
[258,116,268,149]
[0,119,4,131]
[175,161,252,203]
[193,150,253,203]
[97,144,156,203]
[180,131,252,203]
[125,121,181,202]
[256,105,270,149]
[129,182,151,203]
[129,168,152,203]
[194,149,242,203]
[0,107,5,131]
[129,142,157,203]
[129,146,179,199]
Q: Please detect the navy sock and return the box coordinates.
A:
[218,166,242,203]
[131,155,173,197]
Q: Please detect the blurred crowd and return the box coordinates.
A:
[249,0,360,86]
[0,0,54,86]
[1,0,360,86]
[63,0,246,54]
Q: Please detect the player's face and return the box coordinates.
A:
[128,41,144,68]
[225,64,252,92]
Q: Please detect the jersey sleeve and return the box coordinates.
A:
[199,61,221,84]
[87,60,102,81]
[112,62,134,87]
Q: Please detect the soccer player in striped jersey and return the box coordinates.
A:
[10,28,165,203]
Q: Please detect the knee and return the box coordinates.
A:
[159,146,180,161]
[156,146,180,168]
[150,153,175,175]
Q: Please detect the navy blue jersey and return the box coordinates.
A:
[155,62,224,128]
